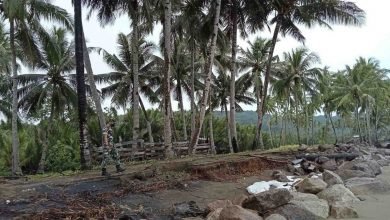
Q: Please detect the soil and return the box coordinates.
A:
[0,152,291,219]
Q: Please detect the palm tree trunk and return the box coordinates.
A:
[178,84,188,140]
[355,101,362,142]
[294,93,301,145]
[255,22,281,149]
[74,0,91,170]
[312,114,315,145]
[268,117,274,148]
[163,0,173,157]
[209,90,215,154]
[229,0,239,152]
[37,101,55,174]
[10,19,22,175]
[341,116,345,143]
[328,111,338,144]
[82,32,106,132]
[139,96,153,143]
[132,6,140,146]
[170,103,178,142]
[225,104,233,153]
[190,42,196,138]
[366,105,371,145]
[188,0,221,153]
[253,71,264,150]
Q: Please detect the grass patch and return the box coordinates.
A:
[263,144,300,153]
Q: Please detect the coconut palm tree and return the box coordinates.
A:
[256,0,365,149]
[93,32,160,143]
[0,0,73,174]
[273,48,321,144]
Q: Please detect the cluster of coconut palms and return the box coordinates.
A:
[1,0,389,176]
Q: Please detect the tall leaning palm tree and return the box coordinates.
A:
[0,0,73,175]
[255,0,365,149]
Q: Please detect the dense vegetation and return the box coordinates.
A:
[0,0,389,175]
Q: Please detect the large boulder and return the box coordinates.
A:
[336,169,371,180]
[243,189,293,213]
[351,160,381,177]
[377,159,390,167]
[270,204,326,220]
[345,177,390,195]
[321,159,338,171]
[206,208,222,220]
[330,201,358,219]
[372,154,386,161]
[295,177,327,194]
[206,200,233,213]
[377,149,390,156]
[317,184,359,204]
[173,201,204,218]
[219,205,263,220]
[232,195,248,206]
[265,214,287,220]
[322,170,343,186]
[290,192,329,219]
[272,170,290,182]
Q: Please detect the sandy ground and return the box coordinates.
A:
[347,166,390,220]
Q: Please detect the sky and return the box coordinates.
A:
[51,0,390,112]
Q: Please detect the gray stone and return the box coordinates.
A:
[372,154,386,161]
[271,204,325,220]
[265,214,287,220]
[317,184,359,204]
[352,160,381,177]
[322,170,343,186]
[219,205,263,220]
[377,149,390,156]
[232,194,248,206]
[336,169,371,180]
[173,201,204,218]
[318,144,334,152]
[321,159,337,171]
[206,200,233,213]
[377,159,390,166]
[345,177,390,195]
[243,189,293,213]
[290,192,329,219]
[317,156,330,164]
[206,208,222,220]
[272,170,290,182]
[330,201,358,219]
[295,177,327,194]
[298,144,309,152]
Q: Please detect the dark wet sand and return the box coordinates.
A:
[343,166,390,220]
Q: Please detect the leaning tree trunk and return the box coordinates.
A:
[132,8,140,147]
[229,0,239,153]
[75,0,92,169]
[209,90,215,154]
[139,96,154,143]
[163,0,173,158]
[255,22,281,149]
[178,82,188,140]
[253,71,264,150]
[328,111,338,144]
[10,19,22,175]
[82,32,106,132]
[225,104,233,153]
[188,0,221,153]
[190,41,196,138]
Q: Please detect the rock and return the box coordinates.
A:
[322,170,343,186]
[219,205,263,220]
[265,214,287,220]
[295,177,327,194]
[272,170,290,182]
[183,218,204,220]
[347,146,362,155]
[317,184,359,204]
[372,154,386,161]
[330,201,358,219]
[298,144,309,152]
[232,195,248,206]
[336,169,371,180]
[206,200,233,213]
[321,159,337,171]
[377,159,390,166]
[291,159,303,165]
[290,192,329,219]
[377,149,390,156]
[206,208,222,220]
[173,201,204,218]
[317,156,330,164]
[243,189,293,213]
[345,177,390,195]
[318,144,333,152]
[301,161,318,173]
[352,160,381,177]
[271,204,325,220]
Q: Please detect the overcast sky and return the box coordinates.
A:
[52,0,390,111]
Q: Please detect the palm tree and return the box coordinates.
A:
[82,0,155,145]
[17,27,81,172]
[1,0,73,175]
[93,32,160,143]
[189,0,222,153]
[256,0,365,149]
[273,48,321,144]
